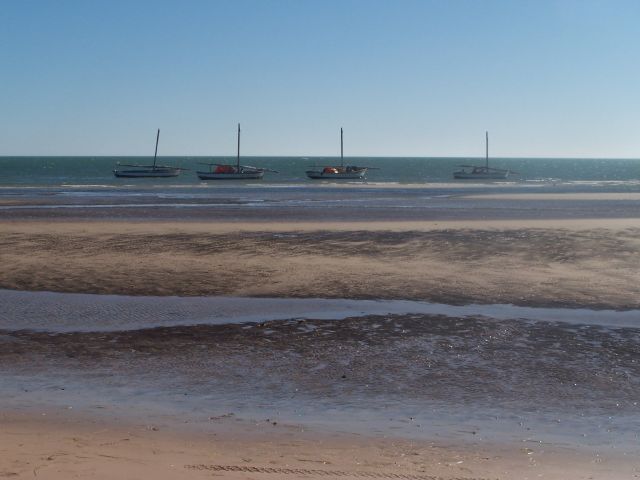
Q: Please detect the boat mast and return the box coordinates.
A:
[153,128,160,169]
[340,127,344,167]
[237,123,241,171]
[485,131,489,169]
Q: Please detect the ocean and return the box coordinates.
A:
[1,156,640,188]
[2,155,640,223]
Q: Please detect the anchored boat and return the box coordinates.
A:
[306,128,370,180]
[453,132,515,180]
[197,124,276,180]
[114,129,183,178]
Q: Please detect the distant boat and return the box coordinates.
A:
[113,129,183,178]
[306,128,370,180]
[453,132,514,180]
[197,124,276,180]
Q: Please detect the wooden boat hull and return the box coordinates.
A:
[113,168,181,178]
[197,171,265,180]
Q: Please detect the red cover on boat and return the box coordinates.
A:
[323,167,339,174]
[215,165,237,173]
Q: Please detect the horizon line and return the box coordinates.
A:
[2,155,640,160]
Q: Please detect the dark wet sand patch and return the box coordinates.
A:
[2,314,639,413]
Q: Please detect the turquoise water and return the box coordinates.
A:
[1,156,639,186]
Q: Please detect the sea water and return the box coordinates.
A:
[1,156,640,187]
[2,156,640,222]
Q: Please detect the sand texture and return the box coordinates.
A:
[2,186,640,479]
[1,411,636,480]
[1,220,640,309]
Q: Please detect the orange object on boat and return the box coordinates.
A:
[215,165,237,173]
[323,167,339,174]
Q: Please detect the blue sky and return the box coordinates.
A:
[1,0,639,157]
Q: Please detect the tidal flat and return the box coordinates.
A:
[1,185,639,478]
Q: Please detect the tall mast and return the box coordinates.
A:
[237,123,241,171]
[153,128,160,168]
[340,127,344,167]
[485,131,489,169]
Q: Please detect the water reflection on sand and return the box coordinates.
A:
[1,291,638,454]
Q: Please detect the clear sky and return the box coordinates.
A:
[2,0,639,157]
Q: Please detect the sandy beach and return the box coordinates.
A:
[2,408,637,480]
[2,188,640,479]
[1,218,640,309]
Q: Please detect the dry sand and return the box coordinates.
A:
[1,219,639,309]
[1,410,636,480]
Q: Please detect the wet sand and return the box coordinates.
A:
[1,219,640,309]
[3,314,639,420]
[2,314,640,479]
[2,189,640,478]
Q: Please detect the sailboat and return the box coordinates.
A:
[453,132,513,180]
[113,129,183,178]
[306,128,369,180]
[197,124,276,180]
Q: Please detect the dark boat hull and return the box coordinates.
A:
[306,167,367,180]
[113,168,181,178]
